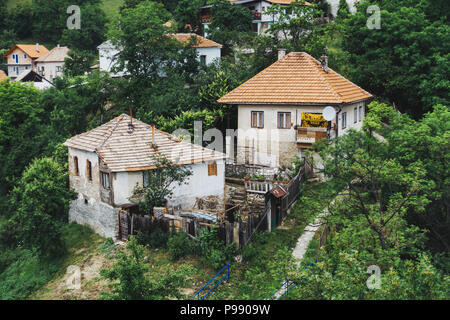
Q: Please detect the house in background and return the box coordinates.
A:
[2,43,49,79]
[14,69,54,90]
[0,70,7,82]
[97,34,222,77]
[201,0,312,37]
[63,114,226,239]
[35,45,70,82]
[218,51,372,168]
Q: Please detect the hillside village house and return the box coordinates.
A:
[63,114,226,238]
[0,70,7,82]
[200,0,312,37]
[14,69,54,90]
[35,45,70,82]
[98,34,222,77]
[218,51,372,168]
[2,43,49,79]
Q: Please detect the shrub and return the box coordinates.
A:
[167,231,191,261]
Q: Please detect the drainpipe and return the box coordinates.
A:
[335,105,343,139]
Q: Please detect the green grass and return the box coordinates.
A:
[7,0,124,20]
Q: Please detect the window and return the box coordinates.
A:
[200,55,206,66]
[359,106,363,122]
[251,111,264,128]
[143,171,150,188]
[342,112,347,129]
[354,107,357,123]
[74,156,79,176]
[208,161,217,176]
[56,66,61,72]
[86,160,92,182]
[277,112,291,129]
[24,54,27,59]
[101,172,110,189]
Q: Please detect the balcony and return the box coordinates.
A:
[296,127,329,148]
[201,15,212,24]
[252,11,262,21]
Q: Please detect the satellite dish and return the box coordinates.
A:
[322,106,336,121]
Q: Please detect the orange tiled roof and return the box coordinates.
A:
[0,70,7,81]
[217,52,372,105]
[2,44,50,59]
[63,114,225,172]
[170,33,222,48]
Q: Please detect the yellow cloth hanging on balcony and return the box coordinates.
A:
[301,113,328,128]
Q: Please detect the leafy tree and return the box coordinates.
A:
[131,153,193,214]
[174,0,205,33]
[207,0,253,53]
[7,157,75,257]
[0,81,47,197]
[63,49,97,77]
[338,0,449,117]
[266,0,321,51]
[336,0,350,20]
[100,236,187,300]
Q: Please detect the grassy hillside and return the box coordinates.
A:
[6,0,124,20]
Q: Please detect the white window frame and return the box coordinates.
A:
[342,112,347,129]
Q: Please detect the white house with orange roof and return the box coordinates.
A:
[218,51,373,168]
[2,43,50,79]
[98,34,222,77]
[63,114,226,238]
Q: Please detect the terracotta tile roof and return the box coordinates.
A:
[2,44,50,59]
[217,52,372,105]
[0,70,7,81]
[170,33,222,48]
[63,114,226,172]
[35,46,70,63]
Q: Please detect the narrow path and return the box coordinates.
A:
[271,200,333,300]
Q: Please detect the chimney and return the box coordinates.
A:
[36,43,39,53]
[278,49,286,60]
[321,53,328,73]
[151,124,157,149]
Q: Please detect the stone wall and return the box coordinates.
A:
[68,196,119,239]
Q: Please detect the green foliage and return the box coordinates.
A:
[7,157,75,257]
[136,228,168,249]
[131,152,192,214]
[168,231,192,261]
[63,50,97,77]
[101,236,187,300]
[338,0,449,117]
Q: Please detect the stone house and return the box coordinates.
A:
[63,114,226,238]
[218,51,373,168]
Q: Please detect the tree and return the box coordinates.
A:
[338,1,449,117]
[174,0,205,33]
[0,81,47,198]
[63,50,97,77]
[7,157,75,257]
[100,236,187,300]
[336,0,350,20]
[266,0,321,51]
[131,153,193,214]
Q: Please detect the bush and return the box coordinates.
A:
[167,231,192,261]
[137,229,169,249]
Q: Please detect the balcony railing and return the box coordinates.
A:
[201,15,212,24]
[252,11,262,21]
[296,127,328,147]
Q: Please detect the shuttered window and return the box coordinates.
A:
[251,111,264,128]
[86,160,92,182]
[101,172,110,189]
[208,161,217,176]
[74,156,79,176]
[277,112,291,129]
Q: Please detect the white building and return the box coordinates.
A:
[14,69,54,90]
[63,114,226,239]
[97,34,222,77]
[201,0,312,37]
[218,51,373,168]
[1,43,49,80]
[35,46,70,82]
